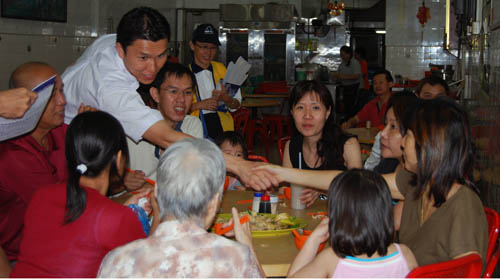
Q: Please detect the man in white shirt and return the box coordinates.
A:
[62,7,276,191]
[127,63,203,182]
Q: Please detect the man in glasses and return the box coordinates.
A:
[188,23,241,140]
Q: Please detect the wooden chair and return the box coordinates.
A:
[484,207,500,278]
[406,254,482,278]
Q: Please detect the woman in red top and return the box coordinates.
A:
[11,111,147,278]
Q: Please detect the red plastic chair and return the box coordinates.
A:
[277,136,290,162]
[245,119,270,158]
[231,108,250,137]
[484,242,500,278]
[406,254,482,278]
[248,154,269,163]
[484,207,500,278]
[262,114,292,144]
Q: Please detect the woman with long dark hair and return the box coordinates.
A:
[282,80,362,206]
[11,111,148,278]
[261,97,488,268]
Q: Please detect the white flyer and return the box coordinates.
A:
[0,75,56,141]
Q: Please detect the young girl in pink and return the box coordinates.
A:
[287,169,418,278]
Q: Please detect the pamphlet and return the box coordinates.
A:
[0,75,56,141]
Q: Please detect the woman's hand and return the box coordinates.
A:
[252,164,285,185]
[123,170,147,191]
[300,188,320,207]
[227,207,254,249]
[227,157,279,191]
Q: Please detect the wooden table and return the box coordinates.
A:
[241,99,281,108]
[219,190,327,277]
[345,127,380,145]
[242,93,289,99]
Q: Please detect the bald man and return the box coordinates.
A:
[0,62,78,263]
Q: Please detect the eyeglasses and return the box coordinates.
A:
[194,43,218,51]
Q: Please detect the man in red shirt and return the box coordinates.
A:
[0,62,84,265]
[342,69,393,129]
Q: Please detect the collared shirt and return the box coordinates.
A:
[0,124,68,261]
[126,115,203,180]
[61,34,163,142]
[356,96,389,127]
[98,219,262,278]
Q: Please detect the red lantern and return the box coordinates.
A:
[416,1,431,27]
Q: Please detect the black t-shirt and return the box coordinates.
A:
[288,133,354,170]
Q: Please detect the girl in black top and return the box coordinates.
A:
[282,80,362,207]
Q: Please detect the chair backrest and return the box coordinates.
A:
[485,207,500,261]
[483,207,500,278]
[406,254,482,278]
[248,154,269,163]
[277,136,290,162]
[484,239,500,278]
[232,108,250,137]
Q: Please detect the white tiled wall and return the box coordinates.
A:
[0,0,177,89]
[0,0,304,89]
[0,33,95,89]
[385,0,457,79]
[462,22,500,225]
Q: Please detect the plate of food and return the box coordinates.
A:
[214,211,307,237]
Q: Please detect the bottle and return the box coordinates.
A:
[259,194,271,214]
[270,195,279,214]
[252,192,263,212]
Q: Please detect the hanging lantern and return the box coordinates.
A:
[328,1,344,16]
[416,1,431,28]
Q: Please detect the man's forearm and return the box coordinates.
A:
[224,153,239,174]
[143,120,191,149]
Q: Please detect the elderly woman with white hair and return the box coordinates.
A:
[97,138,264,278]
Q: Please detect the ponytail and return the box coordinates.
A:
[64,165,87,224]
[63,111,129,225]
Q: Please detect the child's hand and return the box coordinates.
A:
[309,217,329,245]
[150,191,159,218]
[123,188,152,207]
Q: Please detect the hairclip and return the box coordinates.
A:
[76,164,87,174]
